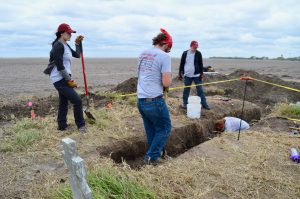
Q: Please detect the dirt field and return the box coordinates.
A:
[0,58,299,103]
[0,58,300,198]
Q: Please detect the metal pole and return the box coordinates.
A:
[238,80,248,140]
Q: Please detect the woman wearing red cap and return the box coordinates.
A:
[137,28,172,165]
[49,23,86,133]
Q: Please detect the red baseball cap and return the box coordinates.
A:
[57,23,76,33]
[160,28,173,49]
[190,40,198,48]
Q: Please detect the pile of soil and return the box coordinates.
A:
[1,70,298,123]
[208,70,300,108]
[111,77,137,94]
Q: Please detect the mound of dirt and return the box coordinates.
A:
[202,70,300,108]
[111,77,137,94]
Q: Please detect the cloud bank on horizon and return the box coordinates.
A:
[0,0,299,58]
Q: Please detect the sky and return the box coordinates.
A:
[0,0,299,58]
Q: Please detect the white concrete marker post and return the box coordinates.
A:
[62,138,93,199]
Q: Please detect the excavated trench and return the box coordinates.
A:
[97,104,261,168]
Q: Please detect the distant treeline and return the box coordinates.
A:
[209,56,300,61]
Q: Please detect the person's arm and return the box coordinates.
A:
[162,73,172,87]
[52,43,71,81]
[161,55,172,88]
[178,51,186,79]
[198,51,204,79]
[67,44,80,58]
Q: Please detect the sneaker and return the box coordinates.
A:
[202,105,211,110]
[57,124,71,131]
[180,104,187,109]
[78,126,87,134]
[144,157,165,166]
[161,148,167,159]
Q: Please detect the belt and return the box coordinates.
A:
[139,95,163,102]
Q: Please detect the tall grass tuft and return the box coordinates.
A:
[55,167,157,199]
[0,118,47,152]
[274,103,300,118]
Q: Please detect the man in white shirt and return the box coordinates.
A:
[178,41,210,110]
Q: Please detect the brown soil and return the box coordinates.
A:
[1,69,298,123]
[96,96,261,168]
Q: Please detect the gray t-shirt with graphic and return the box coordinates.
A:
[137,47,171,98]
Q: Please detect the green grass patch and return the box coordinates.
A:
[274,103,300,118]
[54,168,157,199]
[15,130,41,149]
[0,118,47,152]
[95,109,112,130]
[127,96,137,107]
[0,130,41,152]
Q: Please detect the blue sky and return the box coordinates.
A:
[0,0,299,58]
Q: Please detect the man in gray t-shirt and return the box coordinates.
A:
[137,28,172,165]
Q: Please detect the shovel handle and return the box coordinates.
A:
[79,42,89,97]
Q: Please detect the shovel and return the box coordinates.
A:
[79,42,96,121]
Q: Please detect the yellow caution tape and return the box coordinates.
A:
[252,78,300,93]
[287,118,300,122]
[168,78,240,91]
[118,78,240,97]
[118,77,300,98]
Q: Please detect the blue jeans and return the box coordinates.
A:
[138,98,171,161]
[53,79,85,129]
[183,76,209,107]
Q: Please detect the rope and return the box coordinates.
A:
[119,78,240,97]
[252,78,300,93]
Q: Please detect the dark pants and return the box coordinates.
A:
[53,79,85,129]
[183,76,209,107]
[138,98,171,161]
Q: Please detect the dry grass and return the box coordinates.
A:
[1,97,300,199]
[272,102,300,119]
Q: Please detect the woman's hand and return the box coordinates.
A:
[75,35,84,45]
[67,80,78,88]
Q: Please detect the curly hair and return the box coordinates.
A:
[152,33,167,46]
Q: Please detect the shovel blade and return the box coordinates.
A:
[84,109,96,121]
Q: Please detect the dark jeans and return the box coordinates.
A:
[138,98,171,161]
[53,79,85,129]
[183,76,209,107]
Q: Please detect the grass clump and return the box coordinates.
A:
[15,130,41,149]
[54,167,157,199]
[274,103,300,118]
[0,118,47,152]
[95,109,112,130]
[127,96,137,107]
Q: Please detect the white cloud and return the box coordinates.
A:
[0,0,299,58]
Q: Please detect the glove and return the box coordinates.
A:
[75,35,84,45]
[163,87,169,93]
[67,80,77,88]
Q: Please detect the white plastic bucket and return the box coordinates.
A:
[187,104,201,119]
[188,96,201,104]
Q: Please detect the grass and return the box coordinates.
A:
[2,96,300,199]
[273,102,300,118]
[54,166,157,199]
[0,118,47,152]
[94,109,112,130]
